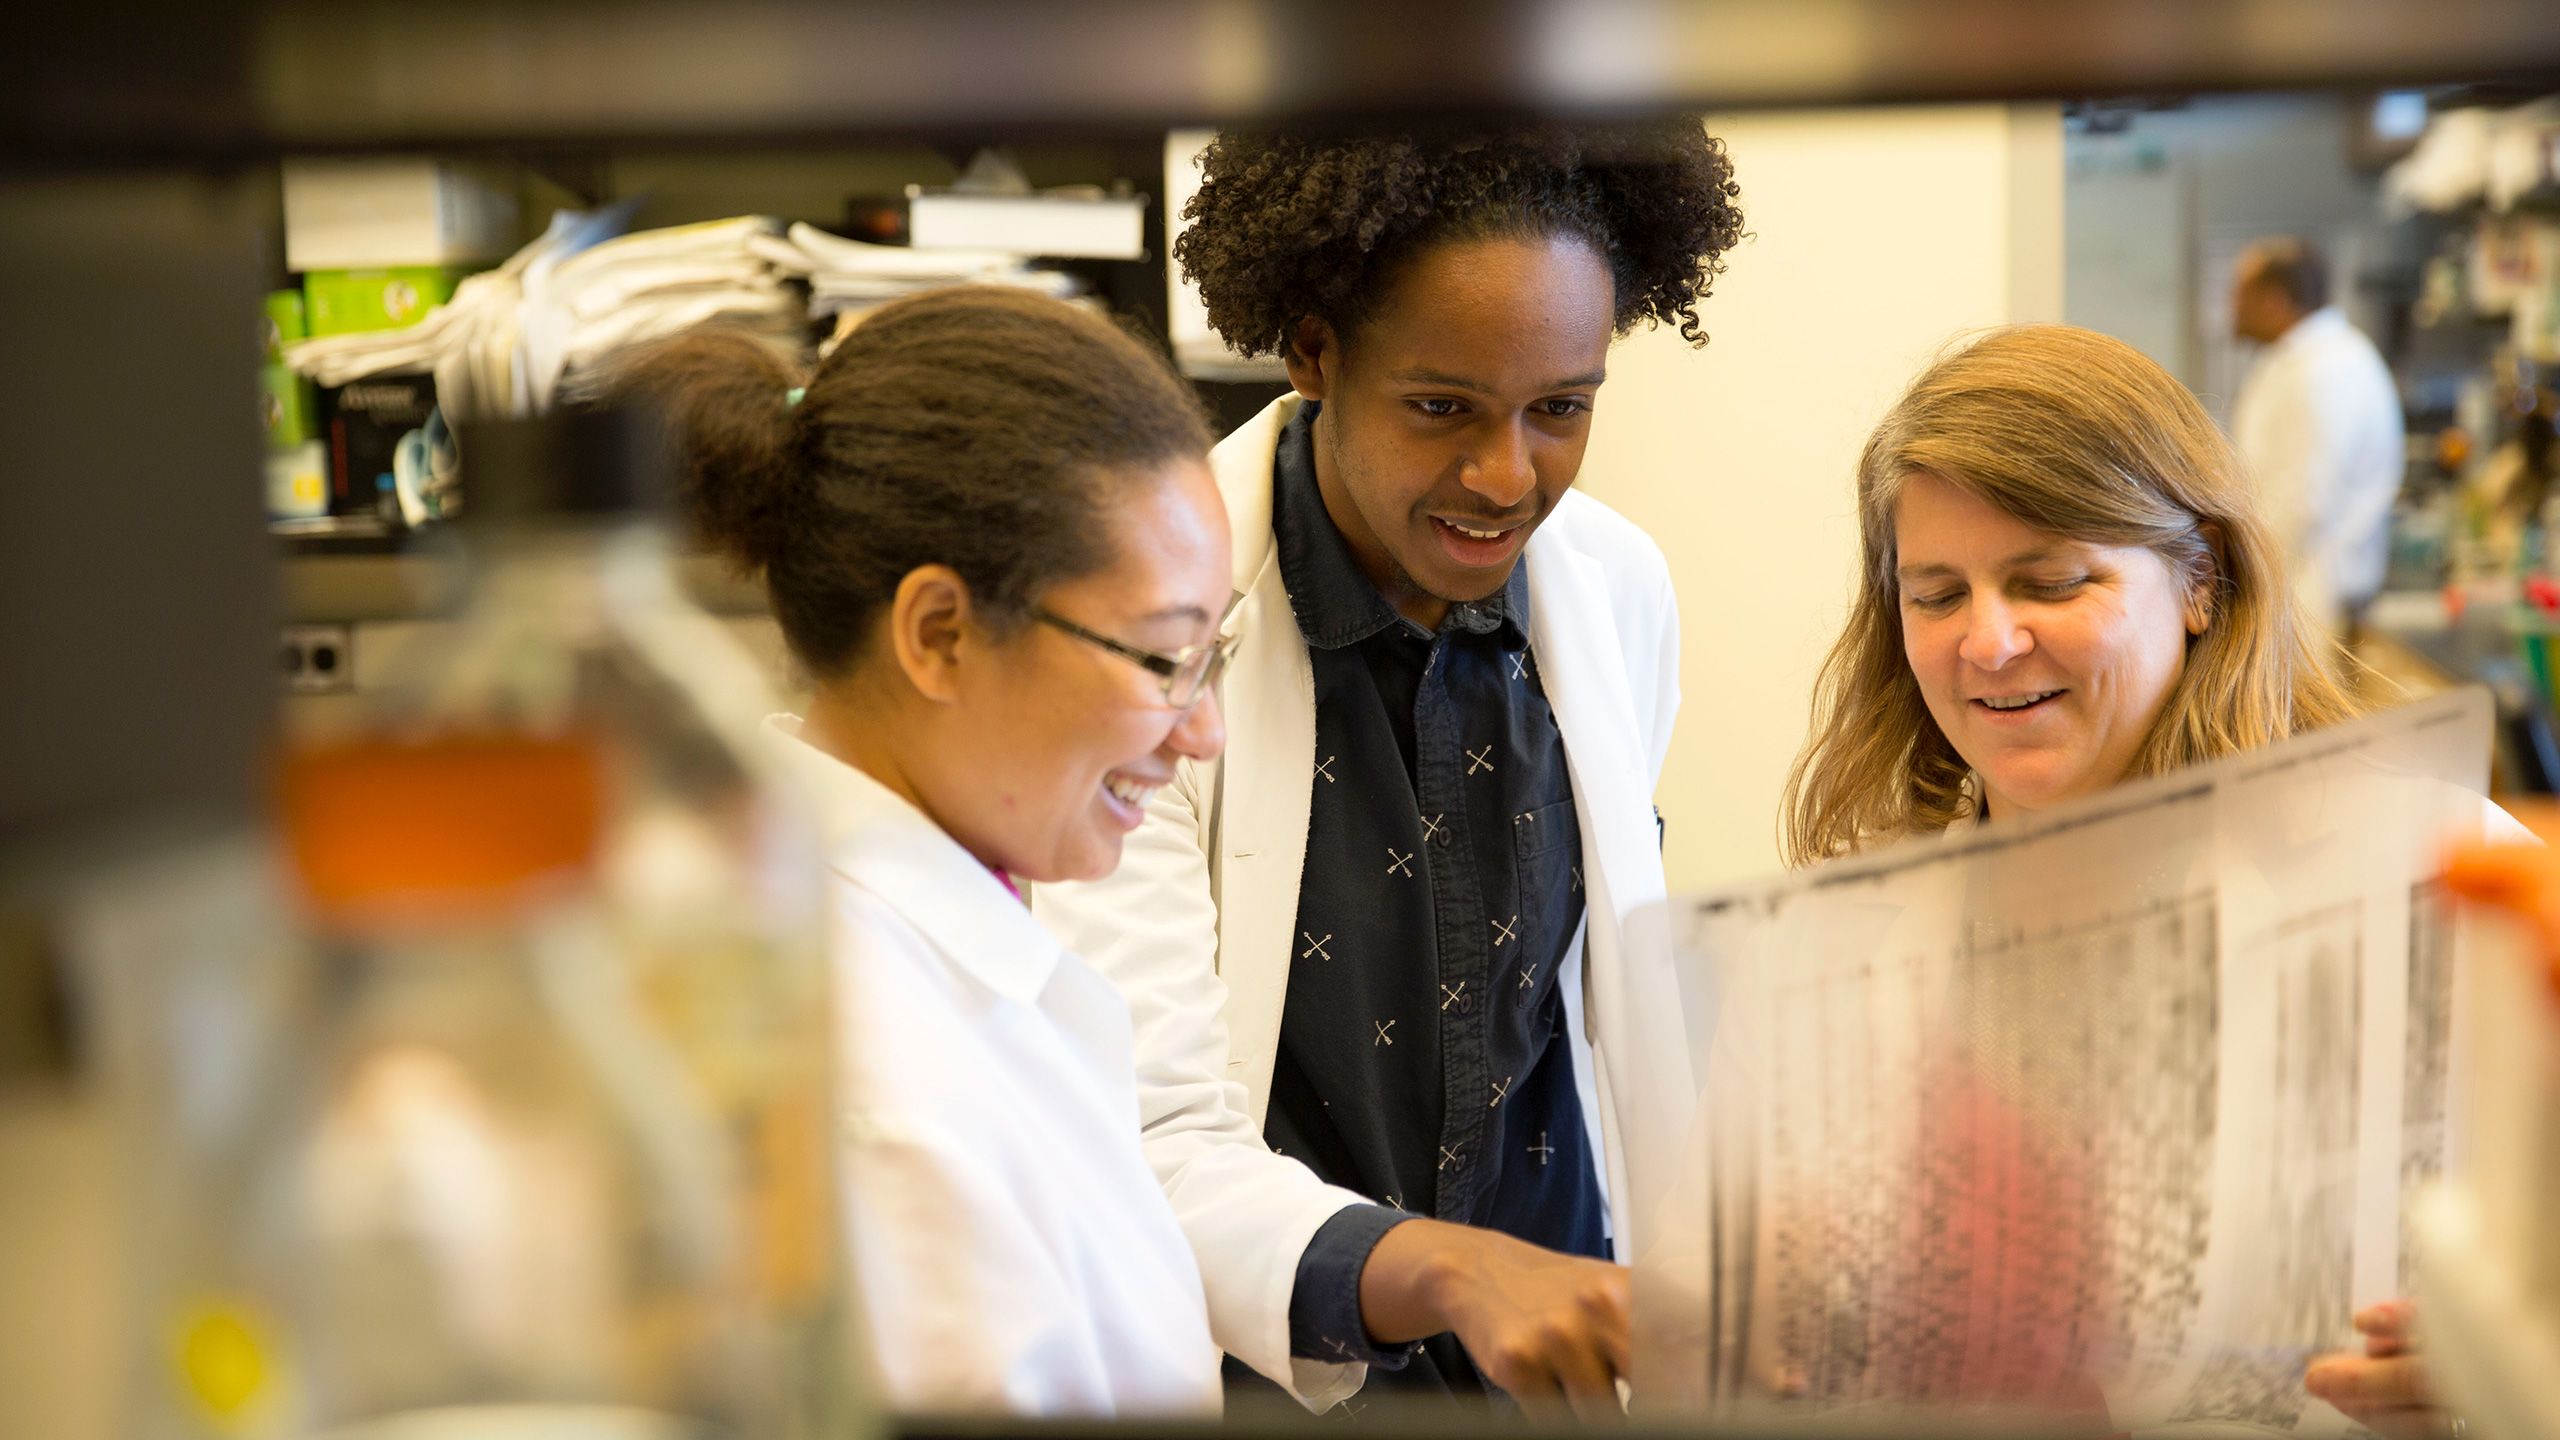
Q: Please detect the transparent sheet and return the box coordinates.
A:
[1629,690,2497,1438]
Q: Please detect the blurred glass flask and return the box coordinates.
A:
[161,410,849,1440]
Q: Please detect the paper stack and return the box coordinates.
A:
[287,212,1097,420]
[519,215,810,412]
[286,208,821,420]
[284,201,642,422]
[773,222,1079,328]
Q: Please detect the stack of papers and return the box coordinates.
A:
[520,215,807,413]
[285,201,642,421]
[287,209,814,419]
[772,222,1078,323]
[286,212,1095,418]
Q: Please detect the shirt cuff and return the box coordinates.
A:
[1287,1203,1423,1368]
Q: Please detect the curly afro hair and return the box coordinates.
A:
[1174,117,1744,358]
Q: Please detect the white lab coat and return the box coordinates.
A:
[2231,307,2407,623]
[1033,393,1690,1409]
[764,717,1222,1418]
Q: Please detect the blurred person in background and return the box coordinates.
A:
[1786,323,2509,1440]
[2230,236,2408,637]
[1035,117,1744,1415]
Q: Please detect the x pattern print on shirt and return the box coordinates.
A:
[1299,664,1592,1218]
[1292,676,1595,1237]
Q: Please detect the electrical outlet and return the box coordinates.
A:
[278,624,354,694]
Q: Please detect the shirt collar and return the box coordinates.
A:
[761,714,1062,1004]
[2274,305,2348,353]
[1271,399,1529,651]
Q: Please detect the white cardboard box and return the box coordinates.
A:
[282,158,520,272]
[906,189,1146,261]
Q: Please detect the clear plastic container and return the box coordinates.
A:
[144,412,849,1440]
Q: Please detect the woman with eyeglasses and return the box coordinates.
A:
[605,288,1239,1414]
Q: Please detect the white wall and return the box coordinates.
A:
[1576,104,2064,892]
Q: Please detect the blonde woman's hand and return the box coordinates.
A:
[2305,1300,2457,1440]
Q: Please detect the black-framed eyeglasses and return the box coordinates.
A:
[1035,601,1244,710]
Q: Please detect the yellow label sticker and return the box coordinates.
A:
[176,1301,272,1427]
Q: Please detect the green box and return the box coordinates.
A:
[302,266,467,336]
[260,288,319,453]
[261,362,318,452]
[262,289,306,360]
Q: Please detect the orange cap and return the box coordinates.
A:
[277,734,603,921]
[2442,807,2560,1002]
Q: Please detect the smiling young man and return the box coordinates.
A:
[1034,121,1743,1412]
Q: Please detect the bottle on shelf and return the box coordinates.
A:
[137,408,853,1440]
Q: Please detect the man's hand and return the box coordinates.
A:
[2305,1300,2455,1440]
[1358,1217,1629,1418]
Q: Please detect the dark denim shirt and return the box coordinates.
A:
[1264,401,1606,1404]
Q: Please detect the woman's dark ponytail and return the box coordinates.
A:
[603,288,1212,679]
[598,328,809,576]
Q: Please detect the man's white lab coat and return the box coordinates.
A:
[1034,393,1692,1409]
[2232,306,2407,623]
[766,717,1223,1417]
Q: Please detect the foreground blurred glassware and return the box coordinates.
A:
[2412,834,2560,1440]
[144,411,849,1440]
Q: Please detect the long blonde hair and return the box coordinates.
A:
[1781,325,2360,865]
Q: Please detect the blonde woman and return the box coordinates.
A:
[1784,323,2359,858]
[1780,324,2498,1440]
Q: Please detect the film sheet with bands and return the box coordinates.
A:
[1629,690,2496,1438]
